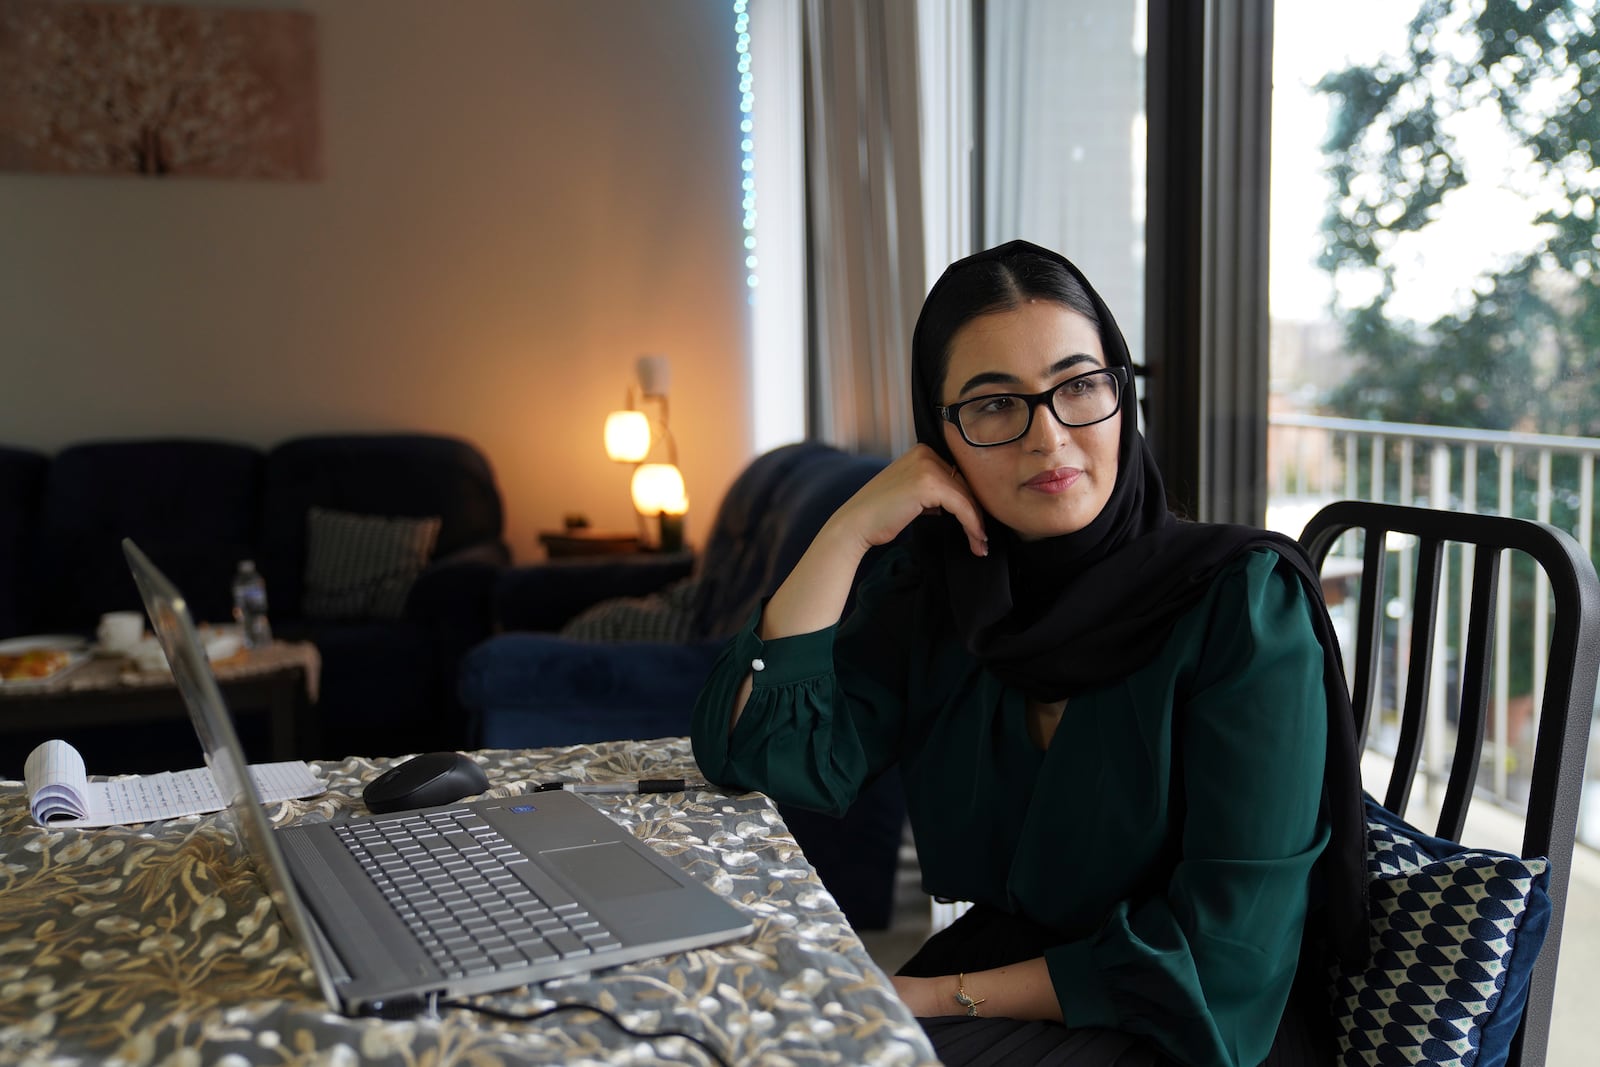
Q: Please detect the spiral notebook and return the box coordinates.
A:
[23,738,323,827]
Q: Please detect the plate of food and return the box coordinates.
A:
[0,635,91,689]
[120,628,244,677]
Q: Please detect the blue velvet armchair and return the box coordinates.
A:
[458,442,909,928]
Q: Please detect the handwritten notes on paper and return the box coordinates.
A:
[23,739,324,827]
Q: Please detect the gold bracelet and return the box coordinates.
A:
[953,972,986,1018]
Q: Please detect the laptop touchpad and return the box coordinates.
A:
[541,842,681,900]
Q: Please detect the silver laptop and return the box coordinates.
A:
[123,538,752,1017]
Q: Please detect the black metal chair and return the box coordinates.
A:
[1300,500,1600,1067]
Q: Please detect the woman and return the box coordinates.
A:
[691,241,1365,1067]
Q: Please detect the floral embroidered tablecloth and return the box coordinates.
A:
[0,737,938,1066]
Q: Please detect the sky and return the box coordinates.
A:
[1268,0,1555,325]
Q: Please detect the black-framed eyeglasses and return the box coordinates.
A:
[936,366,1127,447]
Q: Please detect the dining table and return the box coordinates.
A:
[0,735,939,1065]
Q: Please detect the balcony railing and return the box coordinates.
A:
[1267,411,1600,848]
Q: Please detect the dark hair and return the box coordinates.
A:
[916,248,1103,398]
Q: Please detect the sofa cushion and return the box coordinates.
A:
[260,434,507,617]
[558,577,699,643]
[303,507,441,620]
[1329,797,1550,1067]
[34,440,264,629]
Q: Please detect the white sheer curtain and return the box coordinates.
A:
[982,0,1146,366]
[918,0,975,292]
[803,0,926,457]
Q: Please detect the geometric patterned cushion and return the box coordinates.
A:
[557,577,699,643]
[1330,797,1551,1067]
[302,506,442,620]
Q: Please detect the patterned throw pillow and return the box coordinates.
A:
[558,578,699,643]
[1330,798,1551,1067]
[303,507,442,620]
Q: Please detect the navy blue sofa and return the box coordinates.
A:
[0,445,49,641]
[0,433,509,769]
[458,442,908,929]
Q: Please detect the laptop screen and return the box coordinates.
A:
[123,538,342,1008]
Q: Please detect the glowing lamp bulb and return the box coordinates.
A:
[631,463,688,516]
[604,410,650,463]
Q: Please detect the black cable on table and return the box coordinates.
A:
[437,998,734,1067]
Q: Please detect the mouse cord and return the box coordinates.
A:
[436,998,733,1067]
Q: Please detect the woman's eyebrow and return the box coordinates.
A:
[956,353,1103,397]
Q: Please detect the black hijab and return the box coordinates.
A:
[910,240,1367,961]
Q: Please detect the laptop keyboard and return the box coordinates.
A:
[334,807,624,979]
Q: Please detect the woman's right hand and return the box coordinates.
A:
[729,444,988,726]
[824,444,989,559]
[747,445,987,651]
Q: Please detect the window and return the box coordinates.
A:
[1267,0,1600,854]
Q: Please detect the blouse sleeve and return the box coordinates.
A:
[1045,551,1331,1067]
[689,550,919,818]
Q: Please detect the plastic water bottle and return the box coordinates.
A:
[231,560,273,650]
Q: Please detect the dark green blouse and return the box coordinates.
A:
[691,547,1330,1067]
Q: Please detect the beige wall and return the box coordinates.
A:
[0,0,753,562]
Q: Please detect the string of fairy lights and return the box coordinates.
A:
[734,0,758,302]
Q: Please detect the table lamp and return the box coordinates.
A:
[630,462,689,552]
[604,354,688,549]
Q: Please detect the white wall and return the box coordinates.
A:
[0,0,753,561]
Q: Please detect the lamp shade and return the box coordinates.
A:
[631,463,688,515]
[635,354,671,398]
[604,410,651,463]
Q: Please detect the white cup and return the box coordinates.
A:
[97,611,145,654]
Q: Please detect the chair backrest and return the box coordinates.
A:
[689,442,888,640]
[258,433,508,617]
[1300,500,1600,1066]
[36,439,266,628]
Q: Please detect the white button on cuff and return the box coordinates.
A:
[751,658,766,671]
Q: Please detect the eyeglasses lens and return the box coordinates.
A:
[958,370,1120,445]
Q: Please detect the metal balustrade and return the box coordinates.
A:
[1268,412,1600,848]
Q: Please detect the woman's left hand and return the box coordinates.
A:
[890,974,953,1017]
[890,960,1062,1022]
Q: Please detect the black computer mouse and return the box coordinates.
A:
[362,751,490,814]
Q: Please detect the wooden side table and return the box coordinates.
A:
[538,530,642,558]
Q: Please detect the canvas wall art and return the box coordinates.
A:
[0,0,321,180]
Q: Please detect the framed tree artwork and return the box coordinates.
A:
[0,0,321,180]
